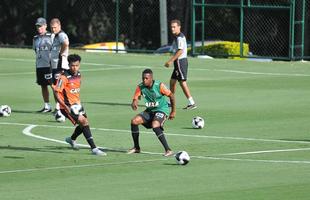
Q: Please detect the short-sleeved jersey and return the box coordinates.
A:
[172,32,187,59]
[51,31,69,69]
[53,70,81,109]
[33,32,52,68]
[133,80,171,116]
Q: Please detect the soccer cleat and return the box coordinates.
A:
[127,148,141,154]
[37,107,52,113]
[163,150,174,157]
[52,109,59,115]
[65,137,79,150]
[183,104,197,110]
[91,148,107,156]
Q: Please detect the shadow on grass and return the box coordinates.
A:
[280,139,310,143]
[3,156,25,159]
[85,101,131,107]
[181,127,201,130]
[11,109,38,114]
[0,145,66,154]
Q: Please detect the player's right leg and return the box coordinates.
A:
[128,112,149,154]
[62,109,106,155]
[36,67,52,112]
[77,115,106,156]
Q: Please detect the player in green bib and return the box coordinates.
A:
[128,69,176,156]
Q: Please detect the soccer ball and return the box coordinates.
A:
[70,104,83,116]
[192,116,205,129]
[55,112,66,122]
[175,151,190,165]
[0,105,11,117]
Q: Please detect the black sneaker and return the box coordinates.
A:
[37,107,52,113]
[183,104,197,110]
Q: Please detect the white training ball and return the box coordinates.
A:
[55,112,66,122]
[0,105,11,117]
[175,151,190,165]
[192,116,205,129]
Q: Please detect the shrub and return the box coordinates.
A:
[191,41,249,59]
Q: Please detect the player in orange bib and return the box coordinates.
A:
[52,54,105,156]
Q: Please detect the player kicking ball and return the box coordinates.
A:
[128,69,176,157]
[52,54,105,156]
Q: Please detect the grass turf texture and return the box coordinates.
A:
[0,48,310,200]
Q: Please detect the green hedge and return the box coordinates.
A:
[191,41,249,59]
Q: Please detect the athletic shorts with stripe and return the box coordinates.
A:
[171,58,188,81]
[36,67,52,86]
[139,111,167,130]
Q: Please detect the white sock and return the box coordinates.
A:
[55,102,60,110]
[44,102,51,109]
[188,97,195,105]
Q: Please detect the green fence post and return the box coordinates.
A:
[191,0,196,56]
[201,0,205,52]
[115,0,120,53]
[301,0,305,58]
[240,0,244,57]
[43,0,47,19]
[289,0,295,60]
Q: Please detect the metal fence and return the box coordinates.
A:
[191,0,310,60]
[0,0,308,60]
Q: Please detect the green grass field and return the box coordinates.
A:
[0,48,310,200]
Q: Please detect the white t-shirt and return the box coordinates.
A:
[172,32,187,59]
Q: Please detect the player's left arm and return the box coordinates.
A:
[164,49,182,68]
[160,83,176,119]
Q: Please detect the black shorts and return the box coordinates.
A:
[171,58,188,81]
[139,111,167,129]
[60,107,87,125]
[36,67,52,86]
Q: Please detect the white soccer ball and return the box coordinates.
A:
[55,112,66,122]
[70,104,83,116]
[175,151,190,165]
[192,116,205,129]
[0,105,11,117]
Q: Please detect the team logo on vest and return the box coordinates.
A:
[70,88,80,94]
[145,102,159,108]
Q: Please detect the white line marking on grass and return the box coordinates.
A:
[0,158,168,174]
[193,156,310,164]
[22,124,310,158]
[20,125,310,166]
[195,68,310,77]
[1,57,309,77]
[1,121,310,145]
[218,148,310,156]
[1,122,309,171]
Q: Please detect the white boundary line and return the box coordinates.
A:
[2,121,310,145]
[1,57,309,77]
[21,125,310,165]
[1,122,310,175]
[21,123,310,158]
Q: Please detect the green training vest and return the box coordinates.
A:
[138,80,170,116]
